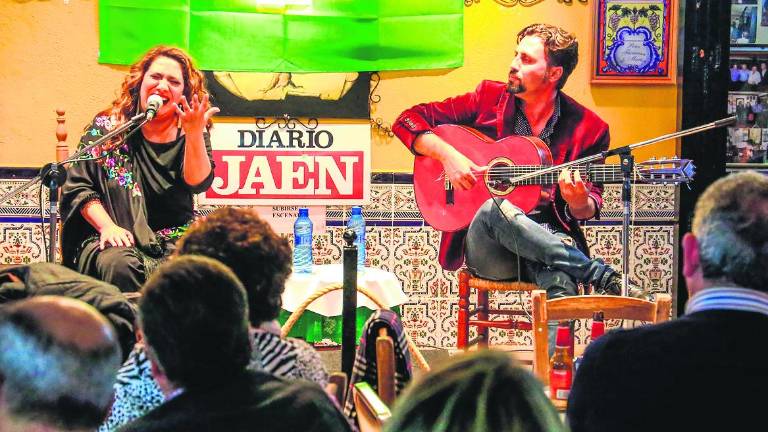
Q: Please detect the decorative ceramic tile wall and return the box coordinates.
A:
[0,171,679,350]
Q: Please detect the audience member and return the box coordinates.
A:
[384,350,566,432]
[179,207,327,383]
[567,171,768,432]
[0,296,122,431]
[118,256,351,432]
[101,207,328,431]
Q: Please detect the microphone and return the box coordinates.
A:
[145,94,164,121]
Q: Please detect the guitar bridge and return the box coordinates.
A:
[445,174,454,205]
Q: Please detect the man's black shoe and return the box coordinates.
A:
[595,272,650,300]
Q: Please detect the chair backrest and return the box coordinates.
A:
[354,382,392,432]
[325,372,348,406]
[531,290,672,383]
[376,327,396,406]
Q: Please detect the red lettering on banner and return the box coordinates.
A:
[207,150,364,200]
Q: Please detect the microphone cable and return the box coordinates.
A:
[478,166,531,323]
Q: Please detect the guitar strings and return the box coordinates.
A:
[440,162,681,184]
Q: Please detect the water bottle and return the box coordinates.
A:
[346,206,366,270]
[293,207,313,273]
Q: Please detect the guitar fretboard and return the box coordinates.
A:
[488,164,645,185]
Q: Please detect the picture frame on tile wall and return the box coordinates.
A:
[591,0,677,84]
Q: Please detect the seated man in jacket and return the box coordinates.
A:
[567,171,768,431]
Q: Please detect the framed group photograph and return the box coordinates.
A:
[727,91,768,165]
[591,0,677,84]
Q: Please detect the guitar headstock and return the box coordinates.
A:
[635,158,696,185]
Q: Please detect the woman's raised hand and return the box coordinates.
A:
[175,93,220,136]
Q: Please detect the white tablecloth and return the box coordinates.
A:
[281,264,408,316]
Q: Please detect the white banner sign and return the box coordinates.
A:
[200,121,371,205]
[253,205,326,235]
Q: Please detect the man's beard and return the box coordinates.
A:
[507,81,525,94]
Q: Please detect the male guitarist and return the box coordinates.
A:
[394,23,643,305]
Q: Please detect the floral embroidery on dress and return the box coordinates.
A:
[155,221,192,242]
[79,115,141,196]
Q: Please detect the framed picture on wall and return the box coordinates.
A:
[591,0,677,84]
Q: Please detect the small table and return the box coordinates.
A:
[279,264,408,344]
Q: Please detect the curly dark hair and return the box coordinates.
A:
[99,46,210,127]
[177,207,293,324]
[517,23,579,90]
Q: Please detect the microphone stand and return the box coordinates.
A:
[507,116,736,296]
[0,112,151,263]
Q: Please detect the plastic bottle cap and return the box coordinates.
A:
[351,206,362,215]
[555,324,571,347]
[298,207,309,216]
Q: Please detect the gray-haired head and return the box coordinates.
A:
[0,296,121,430]
[692,171,768,291]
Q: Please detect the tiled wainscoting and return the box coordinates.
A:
[1,169,679,350]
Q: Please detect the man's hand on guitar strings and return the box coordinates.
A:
[558,167,590,210]
[441,149,487,190]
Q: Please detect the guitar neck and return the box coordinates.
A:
[502,165,639,184]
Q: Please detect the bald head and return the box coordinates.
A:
[0,296,121,430]
[13,296,118,351]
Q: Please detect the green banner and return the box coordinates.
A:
[99,0,463,72]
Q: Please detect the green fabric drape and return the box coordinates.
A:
[99,0,463,72]
[278,306,401,344]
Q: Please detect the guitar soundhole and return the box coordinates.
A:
[485,158,514,195]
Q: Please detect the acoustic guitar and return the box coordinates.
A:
[413,124,695,232]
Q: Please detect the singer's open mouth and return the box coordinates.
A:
[151,92,170,103]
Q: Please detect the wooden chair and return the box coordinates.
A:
[326,328,392,407]
[531,289,672,384]
[55,108,69,265]
[457,268,538,349]
[325,372,348,406]
[353,382,392,432]
[375,327,396,406]
[348,327,397,432]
